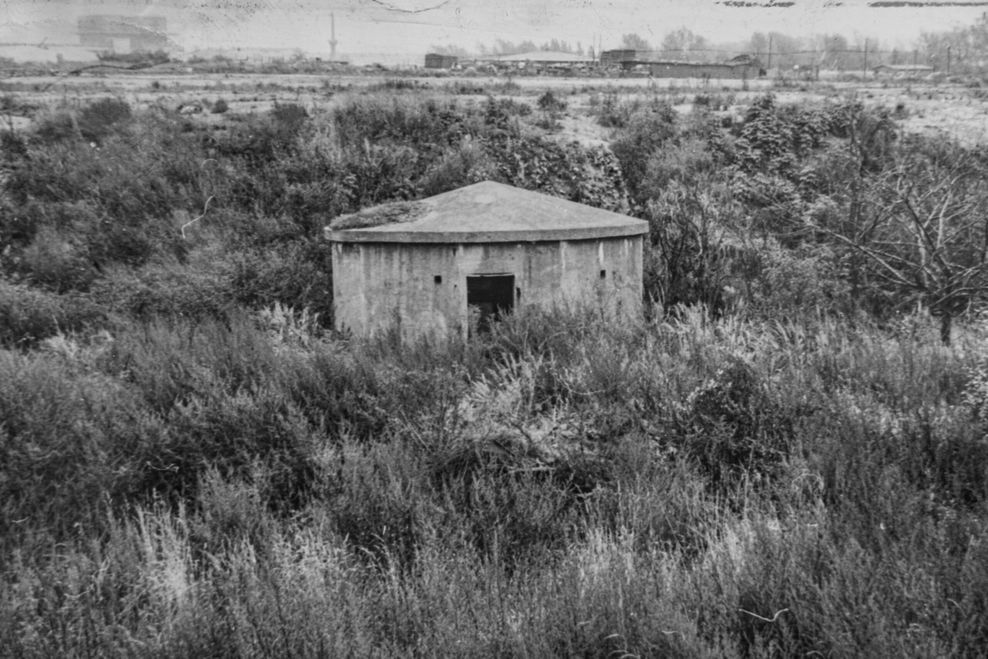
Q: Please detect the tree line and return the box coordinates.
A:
[434,13,988,72]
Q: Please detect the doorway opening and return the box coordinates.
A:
[467,274,514,334]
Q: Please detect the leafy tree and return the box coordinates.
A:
[643,177,739,310]
[427,43,470,57]
[920,12,988,73]
[749,32,769,58]
[766,31,803,70]
[661,27,708,59]
[620,33,652,52]
[819,33,851,70]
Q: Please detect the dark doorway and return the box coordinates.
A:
[467,274,514,334]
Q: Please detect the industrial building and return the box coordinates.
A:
[479,51,593,73]
[326,181,647,341]
[78,15,169,54]
[646,60,760,79]
[424,53,458,69]
[600,49,637,67]
[600,49,763,79]
[873,64,934,77]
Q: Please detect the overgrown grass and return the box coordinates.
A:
[1,306,987,656]
[3,90,988,656]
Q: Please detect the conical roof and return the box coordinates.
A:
[325,181,647,244]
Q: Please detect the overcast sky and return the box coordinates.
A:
[1,0,986,58]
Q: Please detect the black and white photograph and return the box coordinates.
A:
[2,0,988,656]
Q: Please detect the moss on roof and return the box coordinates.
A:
[326,181,648,244]
[329,201,428,230]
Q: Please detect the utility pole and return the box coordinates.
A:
[767,34,773,71]
[329,12,338,60]
[863,39,868,77]
[947,44,952,74]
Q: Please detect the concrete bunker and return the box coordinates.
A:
[325,181,648,340]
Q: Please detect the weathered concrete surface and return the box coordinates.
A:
[332,237,643,340]
[328,181,648,341]
[326,181,647,244]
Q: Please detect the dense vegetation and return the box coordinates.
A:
[2,89,987,657]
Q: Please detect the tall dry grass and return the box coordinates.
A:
[1,307,987,657]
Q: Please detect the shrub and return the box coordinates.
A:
[536,90,566,113]
[0,130,26,159]
[0,279,102,346]
[88,252,236,321]
[418,140,500,196]
[90,316,320,507]
[0,349,162,541]
[610,101,678,203]
[594,90,633,128]
[228,242,333,321]
[643,179,738,309]
[270,102,308,134]
[16,224,98,292]
[684,357,791,488]
[333,96,469,150]
[734,241,851,317]
[211,98,229,114]
[77,97,132,142]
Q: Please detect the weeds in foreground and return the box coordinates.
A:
[1,308,987,656]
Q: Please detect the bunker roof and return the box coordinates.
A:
[326,181,647,244]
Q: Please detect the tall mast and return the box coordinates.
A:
[329,12,338,59]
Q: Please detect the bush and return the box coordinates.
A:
[684,357,791,488]
[610,102,678,203]
[88,252,235,321]
[230,242,334,321]
[0,130,26,159]
[211,98,229,114]
[738,241,851,317]
[16,224,98,292]
[642,179,738,309]
[0,279,102,346]
[270,102,308,134]
[31,109,76,143]
[0,350,161,541]
[78,97,132,142]
[536,90,566,113]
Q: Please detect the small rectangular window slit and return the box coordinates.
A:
[434,275,442,284]
[599,269,607,279]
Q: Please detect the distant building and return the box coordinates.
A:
[647,60,760,80]
[424,53,458,69]
[729,53,765,71]
[488,51,592,65]
[598,50,762,79]
[873,64,934,77]
[327,181,647,341]
[472,50,593,74]
[78,15,169,54]
[600,49,637,67]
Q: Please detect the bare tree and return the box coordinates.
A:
[815,140,988,345]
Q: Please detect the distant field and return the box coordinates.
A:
[3,70,988,145]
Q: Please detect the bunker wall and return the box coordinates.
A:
[332,236,643,340]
